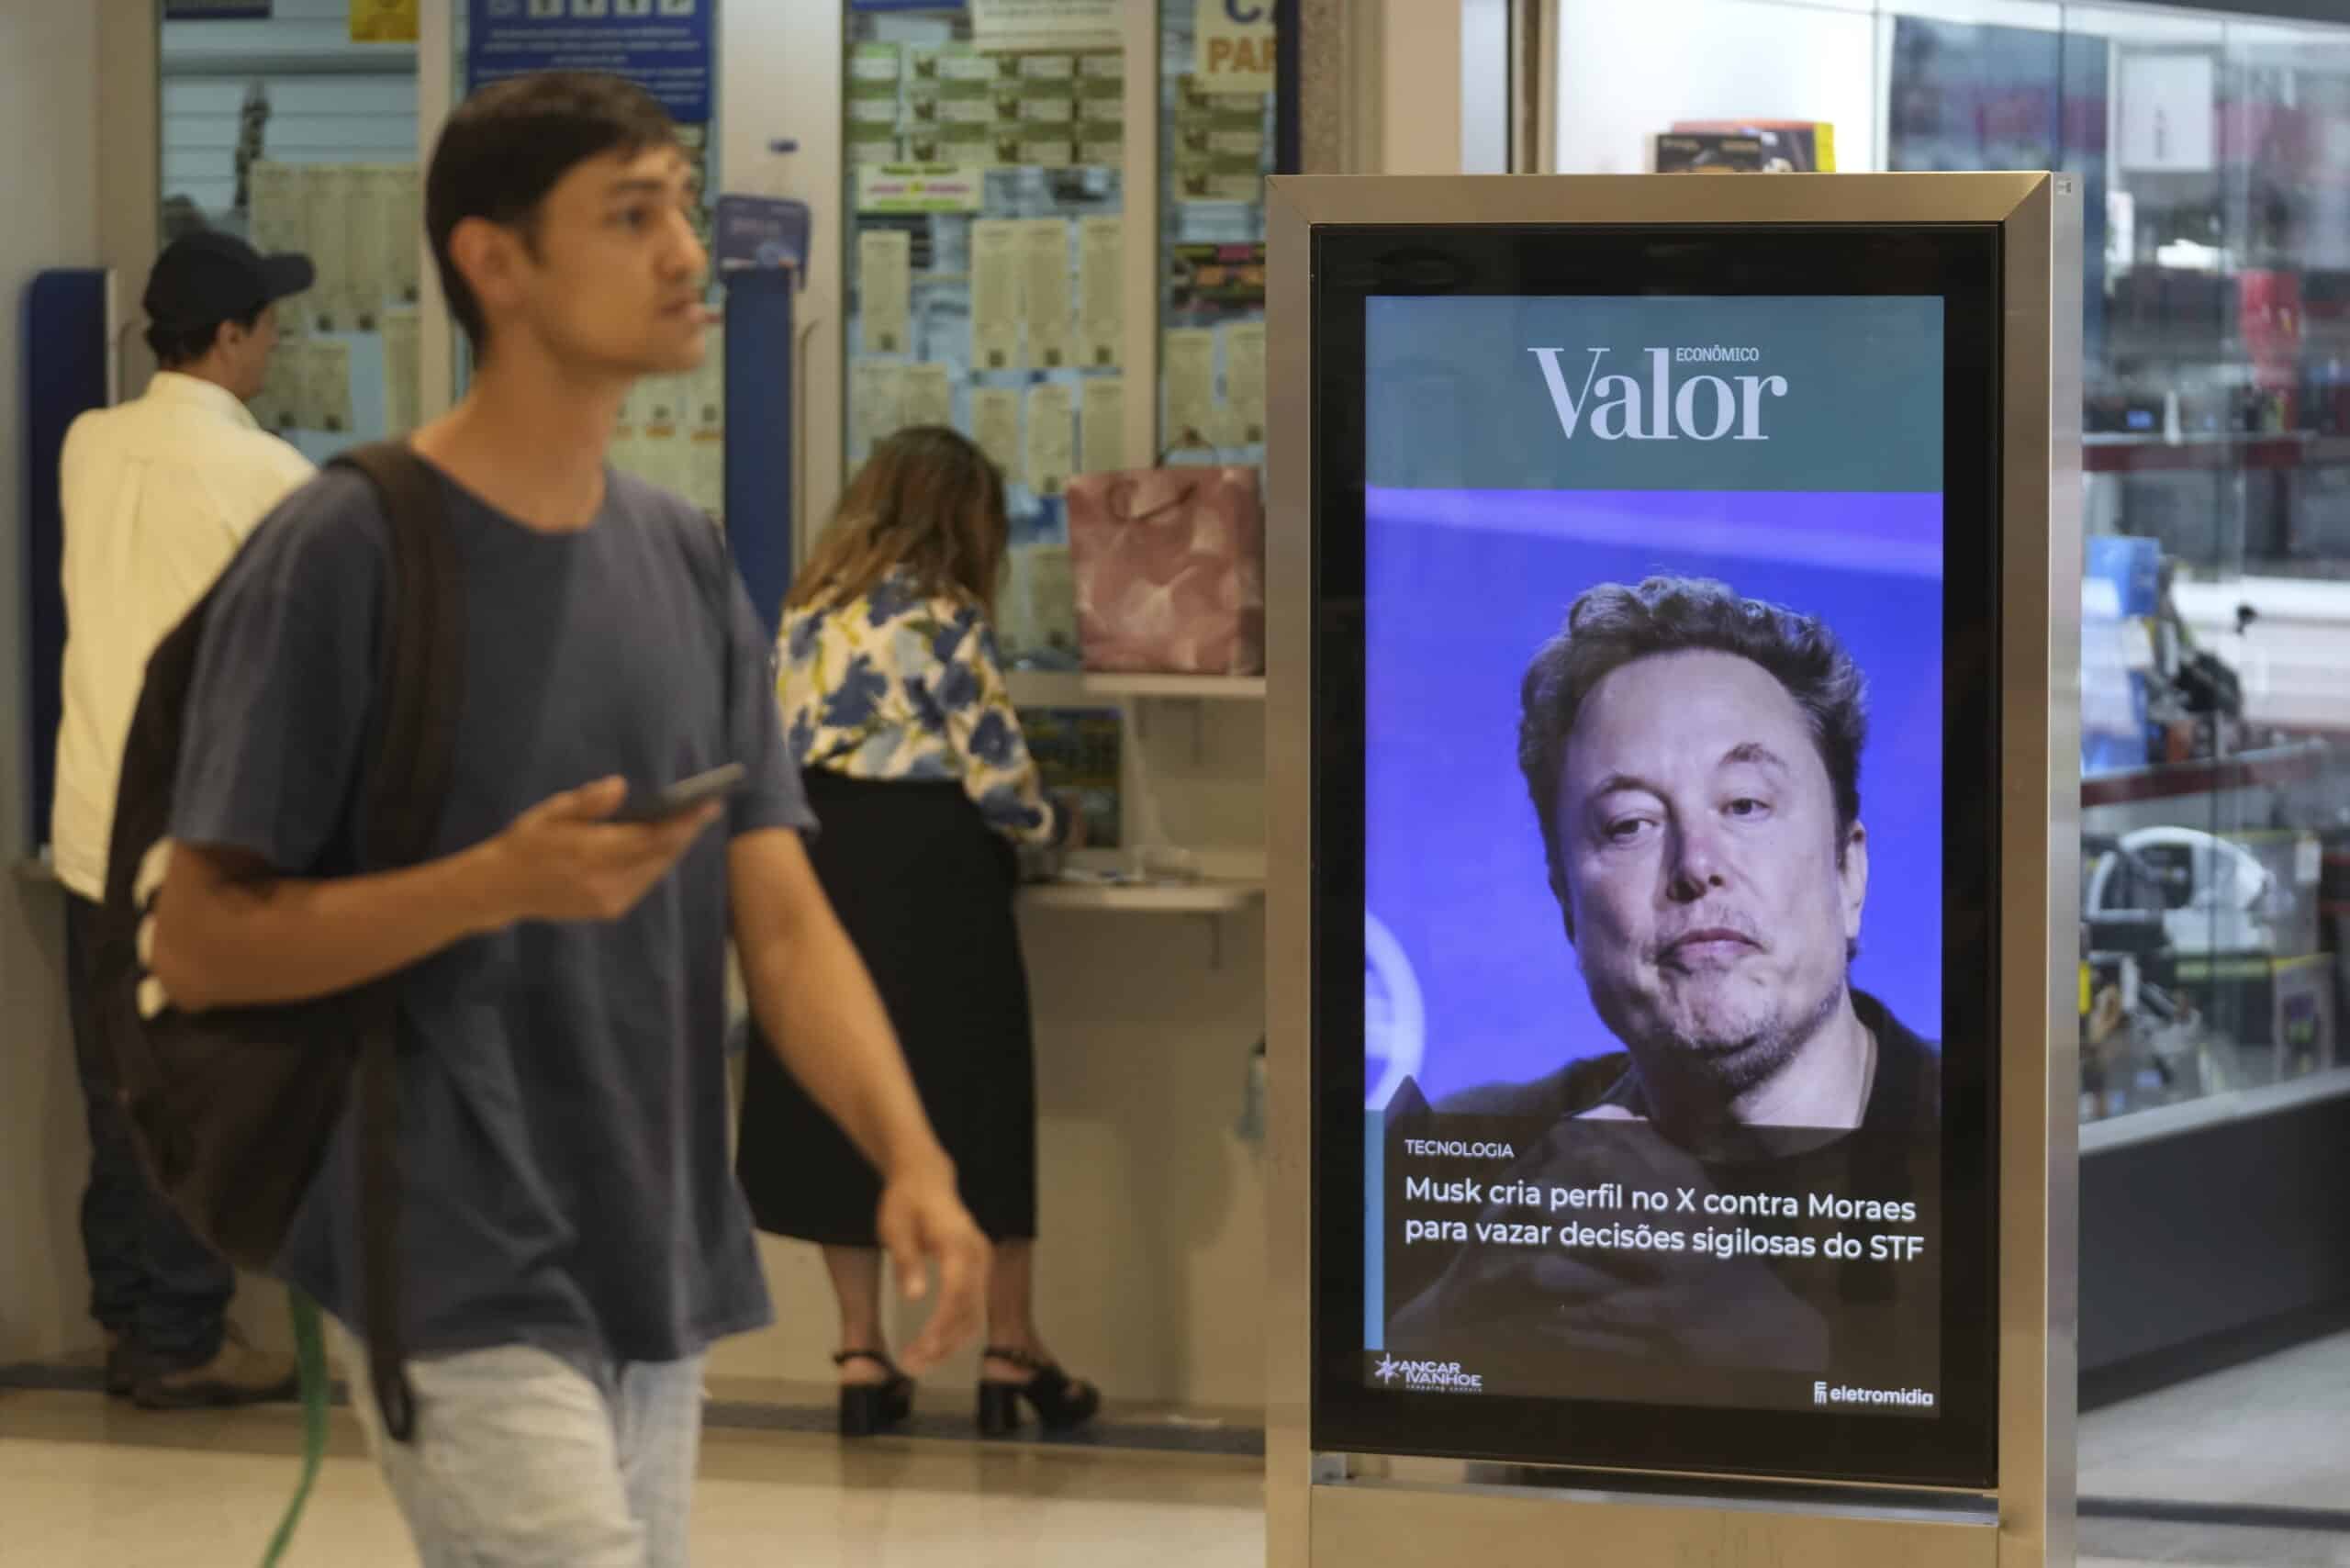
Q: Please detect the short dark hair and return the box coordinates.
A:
[1518,576,1869,908]
[426,72,678,355]
[145,304,263,372]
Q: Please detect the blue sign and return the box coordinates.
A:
[467,0,715,126]
[722,272,797,640]
[713,196,811,280]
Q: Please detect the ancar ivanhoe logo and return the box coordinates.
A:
[1369,1354,1484,1393]
[1530,347,1789,442]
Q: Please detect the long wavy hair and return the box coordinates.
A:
[788,425,1011,619]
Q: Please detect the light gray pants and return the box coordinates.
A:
[342,1331,708,1568]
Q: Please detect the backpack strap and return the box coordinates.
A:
[343,442,464,870]
[328,442,464,1446]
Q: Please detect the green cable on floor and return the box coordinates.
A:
[260,1286,330,1568]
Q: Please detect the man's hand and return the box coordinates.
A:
[472,778,721,930]
[152,777,721,1014]
[876,1155,990,1372]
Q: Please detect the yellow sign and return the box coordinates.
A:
[1195,0,1275,95]
[350,0,417,44]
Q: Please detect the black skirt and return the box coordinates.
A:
[736,770,1038,1246]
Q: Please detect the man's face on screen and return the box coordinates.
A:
[1554,649,1868,1099]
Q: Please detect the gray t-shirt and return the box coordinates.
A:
[170,462,815,1365]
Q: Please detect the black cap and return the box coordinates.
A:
[142,230,315,332]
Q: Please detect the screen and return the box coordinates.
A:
[1363,293,1949,1420]
[1312,224,2005,1488]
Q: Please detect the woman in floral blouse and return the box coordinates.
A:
[736,426,1095,1441]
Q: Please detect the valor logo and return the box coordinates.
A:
[1529,347,1789,443]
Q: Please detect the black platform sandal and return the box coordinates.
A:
[977,1347,1101,1438]
[835,1350,914,1439]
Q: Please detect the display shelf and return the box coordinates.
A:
[2082,431,2307,445]
[1006,669,1266,704]
[2079,431,2350,475]
[162,50,418,78]
[1080,672,1265,700]
[1018,878,1262,913]
[2079,740,2331,809]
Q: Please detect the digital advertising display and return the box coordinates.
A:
[1308,224,2008,1489]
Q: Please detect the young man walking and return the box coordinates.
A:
[148,73,990,1566]
[53,230,317,1409]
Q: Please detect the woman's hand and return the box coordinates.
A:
[1051,790,1089,850]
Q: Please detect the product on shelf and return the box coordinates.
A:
[1651,132,1767,174]
[1669,119,1835,172]
[1019,706,1122,848]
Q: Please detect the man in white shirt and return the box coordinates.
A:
[52,230,317,1408]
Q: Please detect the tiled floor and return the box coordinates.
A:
[0,1387,1265,1568]
[2084,1524,2350,1567]
[2081,1330,2350,1514]
[7,1333,2347,1566]
[2071,1329,2350,1565]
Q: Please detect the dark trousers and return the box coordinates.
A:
[65,892,231,1371]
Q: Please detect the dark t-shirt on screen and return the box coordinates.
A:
[1383,992,1942,1403]
[169,462,815,1367]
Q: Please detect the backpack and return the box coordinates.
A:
[89,441,461,1462]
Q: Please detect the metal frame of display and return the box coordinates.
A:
[2136,0,2346,21]
[1264,172,2084,1567]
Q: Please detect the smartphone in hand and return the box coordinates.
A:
[611,763,748,824]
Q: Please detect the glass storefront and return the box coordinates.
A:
[1556,0,2350,1137]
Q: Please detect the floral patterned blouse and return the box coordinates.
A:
[778,569,1058,846]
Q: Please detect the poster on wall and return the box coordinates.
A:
[381,308,422,436]
[246,162,309,275]
[1170,241,1266,310]
[970,0,1121,54]
[971,386,1023,480]
[1080,376,1125,475]
[467,0,714,124]
[1221,320,1266,444]
[1162,328,1216,446]
[349,0,418,43]
[971,219,1026,372]
[856,164,986,216]
[903,363,956,430]
[1079,216,1125,368]
[1360,293,1953,1421]
[858,229,912,353]
[1024,382,1074,498]
[1023,218,1075,370]
[299,165,354,331]
[1194,0,1275,95]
